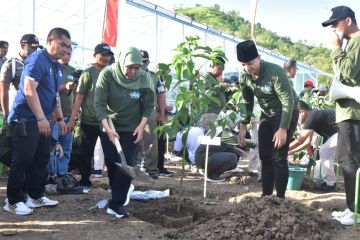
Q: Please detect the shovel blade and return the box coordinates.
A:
[114,162,133,178]
[114,162,154,183]
[132,167,155,183]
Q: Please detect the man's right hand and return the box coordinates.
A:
[38,119,51,136]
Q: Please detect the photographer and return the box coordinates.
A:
[48,46,79,179]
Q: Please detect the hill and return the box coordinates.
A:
[176,4,333,74]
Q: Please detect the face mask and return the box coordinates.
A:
[0,53,5,57]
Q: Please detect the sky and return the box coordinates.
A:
[153,0,360,47]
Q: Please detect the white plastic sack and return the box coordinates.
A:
[130,189,170,200]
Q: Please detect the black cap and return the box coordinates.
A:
[140,50,149,61]
[0,41,9,48]
[322,6,355,27]
[236,40,259,62]
[94,43,113,55]
[20,34,42,49]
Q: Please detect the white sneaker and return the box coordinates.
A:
[3,202,33,215]
[332,208,351,219]
[82,186,90,194]
[26,196,59,208]
[123,184,135,206]
[106,206,129,218]
[337,212,360,226]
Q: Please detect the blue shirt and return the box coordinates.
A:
[8,49,62,123]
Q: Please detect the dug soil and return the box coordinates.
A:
[0,160,359,240]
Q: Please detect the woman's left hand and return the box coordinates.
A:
[133,125,144,144]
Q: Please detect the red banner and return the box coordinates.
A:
[102,0,118,47]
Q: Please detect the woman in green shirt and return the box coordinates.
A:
[94,47,154,218]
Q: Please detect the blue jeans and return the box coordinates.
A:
[48,117,73,177]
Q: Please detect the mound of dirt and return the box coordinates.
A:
[166,196,343,240]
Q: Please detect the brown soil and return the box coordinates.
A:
[0,160,359,240]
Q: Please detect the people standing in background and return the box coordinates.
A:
[0,41,9,69]
[283,59,297,84]
[199,56,228,132]
[67,43,112,193]
[298,80,315,99]
[48,46,77,179]
[140,50,167,179]
[0,34,41,129]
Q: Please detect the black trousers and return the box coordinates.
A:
[207,152,238,179]
[337,120,360,213]
[7,121,51,204]
[100,131,135,209]
[258,110,298,198]
[79,123,101,187]
[157,131,166,171]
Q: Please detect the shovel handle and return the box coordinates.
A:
[107,117,122,151]
[107,116,129,167]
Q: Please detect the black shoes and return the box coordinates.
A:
[145,170,159,179]
[159,168,174,177]
[315,182,336,193]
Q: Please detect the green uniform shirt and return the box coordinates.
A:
[148,71,157,106]
[76,65,101,126]
[203,72,227,114]
[240,60,296,129]
[331,31,360,123]
[0,55,24,90]
[94,69,154,132]
[59,64,75,117]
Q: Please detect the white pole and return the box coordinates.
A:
[203,144,209,198]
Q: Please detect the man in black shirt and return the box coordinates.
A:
[289,101,337,192]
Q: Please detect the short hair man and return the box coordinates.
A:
[68,43,112,192]
[322,5,360,225]
[288,101,337,192]
[199,56,228,131]
[0,34,41,122]
[283,59,297,79]
[0,40,9,68]
[4,28,71,215]
[237,40,298,199]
